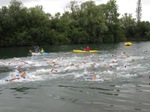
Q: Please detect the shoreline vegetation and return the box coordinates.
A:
[0,0,150,47]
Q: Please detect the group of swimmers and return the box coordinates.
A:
[2,70,27,82]
[2,45,138,83]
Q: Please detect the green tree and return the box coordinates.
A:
[102,0,122,42]
[120,13,136,39]
[134,21,150,40]
[80,1,107,43]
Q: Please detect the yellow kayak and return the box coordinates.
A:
[124,42,132,46]
[73,50,98,53]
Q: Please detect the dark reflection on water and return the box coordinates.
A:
[0,43,119,59]
[58,85,113,91]
[10,87,37,93]
[58,84,120,96]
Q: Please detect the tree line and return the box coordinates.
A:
[0,0,150,47]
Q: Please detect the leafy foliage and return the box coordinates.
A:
[0,0,149,47]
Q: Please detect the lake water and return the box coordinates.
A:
[0,42,150,112]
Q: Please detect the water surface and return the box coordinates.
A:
[0,42,150,112]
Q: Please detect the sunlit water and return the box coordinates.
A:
[0,42,150,112]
